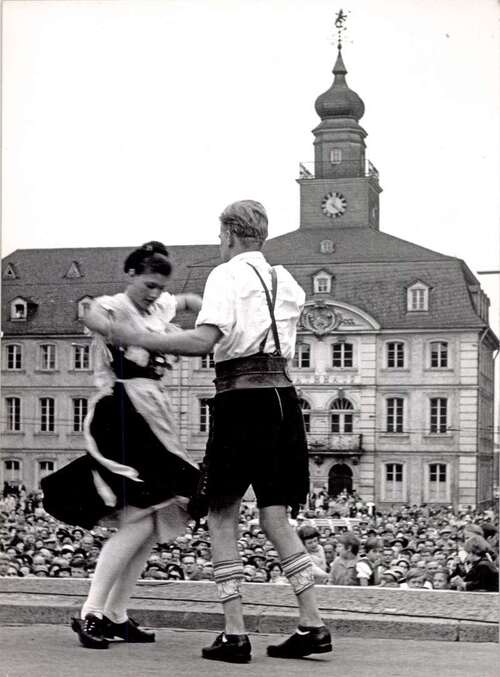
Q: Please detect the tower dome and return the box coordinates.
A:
[314,48,365,121]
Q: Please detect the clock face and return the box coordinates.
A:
[321,192,347,218]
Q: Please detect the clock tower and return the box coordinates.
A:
[298,46,382,230]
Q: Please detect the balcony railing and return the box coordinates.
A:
[307,433,363,454]
[298,159,379,182]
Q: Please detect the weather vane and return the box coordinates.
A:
[334,9,348,49]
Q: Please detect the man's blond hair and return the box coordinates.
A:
[219,200,268,246]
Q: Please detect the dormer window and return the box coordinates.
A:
[65,261,82,279]
[77,296,93,320]
[320,239,335,254]
[10,298,27,321]
[3,263,18,280]
[313,271,332,294]
[407,281,430,312]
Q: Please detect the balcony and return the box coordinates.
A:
[298,159,379,182]
[307,433,364,459]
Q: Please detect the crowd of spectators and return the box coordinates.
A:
[0,483,498,592]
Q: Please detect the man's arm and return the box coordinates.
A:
[111,323,222,356]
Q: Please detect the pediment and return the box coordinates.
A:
[299,300,380,336]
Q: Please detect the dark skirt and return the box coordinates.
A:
[42,382,199,529]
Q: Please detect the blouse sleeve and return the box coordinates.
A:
[195,265,235,336]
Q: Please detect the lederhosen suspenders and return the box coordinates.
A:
[213,263,292,394]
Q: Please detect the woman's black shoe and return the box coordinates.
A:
[266,625,332,658]
[202,632,251,663]
[103,616,156,643]
[71,614,109,649]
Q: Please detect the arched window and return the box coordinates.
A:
[3,459,22,484]
[384,463,404,501]
[428,463,448,502]
[77,296,93,319]
[407,282,429,312]
[299,399,311,433]
[330,398,353,433]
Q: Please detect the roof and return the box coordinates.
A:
[1,229,490,335]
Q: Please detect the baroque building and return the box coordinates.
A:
[2,47,497,509]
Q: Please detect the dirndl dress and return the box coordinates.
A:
[43,291,199,542]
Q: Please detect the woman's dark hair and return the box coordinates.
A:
[123,241,172,277]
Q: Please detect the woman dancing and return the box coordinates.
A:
[60,241,200,649]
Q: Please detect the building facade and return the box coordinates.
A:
[2,47,497,509]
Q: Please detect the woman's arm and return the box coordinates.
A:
[82,302,113,337]
[174,293,203,313]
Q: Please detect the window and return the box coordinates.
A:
[385,463,404,501]
[330,397,353,433]
[428,463,448,502]
[77,297,93,319]
[73,344,90,370]
[40,344,56,371]
[6,344,23,370]
[299,399,311,433]
[38,461,55,486]
[200,353,215,369]
[6,398,21,432]
[199,398,212,433]
[430,398,448,434]
[72,398,88,432]
[332,343,353,368]
[4,460,21,484]
[330,148,342,164]
[293,343,311,369]
[386,342,405,368]
[430,341,448,368]
[10,299,27,320]
[313,273,331,294]
[39,398,55,432]
[386,398,404,433]
[407,283,429,311]
[320,239,335,254]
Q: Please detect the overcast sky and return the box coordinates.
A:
[2,0,499,333]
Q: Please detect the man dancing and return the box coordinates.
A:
[111,200,332,663]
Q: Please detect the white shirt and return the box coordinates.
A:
[195,251,305,363]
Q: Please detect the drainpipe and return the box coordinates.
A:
[475,327,490,507]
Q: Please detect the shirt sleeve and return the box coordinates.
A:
[155,292,178,323]
[195,265,235,336]
[356,561,372,580]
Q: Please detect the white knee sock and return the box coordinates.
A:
[81,517,154,620]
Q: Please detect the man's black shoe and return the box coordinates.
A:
[71,614,109,649]
[103,616,156,643]
[202,632,251,663]
[266,625,332,658]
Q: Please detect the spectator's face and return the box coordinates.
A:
[304,536,319,552]
[172,548,181,559]
[19,565,31,576]
[253,570,267,582]
[323,545,334,562]
[34,570,48,577]
[256,533,266,546]
[407,575,426,589]
[6,567,18,577]
[160,551,172,563]
[32,555,45,566]
[367,548,381,564]
[381,575,399,588]
[15,542,24,553]
[148,554,161,566]
[433,572,449,590]
[81,536,94,549]
[382,549,393,565]
[427,561,439,573]
[182,557,196,573]
[201,564,213,580]
[397,561,409,573]
[71,566,87,578]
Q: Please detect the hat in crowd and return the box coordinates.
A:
[463,524,484,537]
[391,537,409,548]
[381,569,401,583]
[191,540,210,549]
[481,523,497,539]
[61,545,75,553]
[247,554,266,567]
